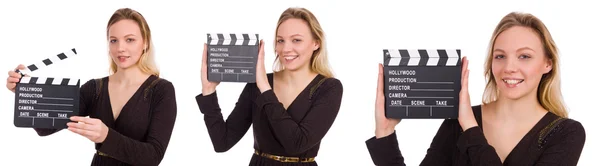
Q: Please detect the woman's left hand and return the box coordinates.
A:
[255,39,271,93]
[67,116,109,143]
[458,57,478,131]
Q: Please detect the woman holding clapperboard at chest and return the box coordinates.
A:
[196,7,343,165]
[365,12,586,166]
[5,8,177,166]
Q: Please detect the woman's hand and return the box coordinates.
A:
[255,40,271,93]
[375,63,401,138]
[457,57,477,131]
[6,64,26,93]
[67,116,109,143]
[201,43,220,95]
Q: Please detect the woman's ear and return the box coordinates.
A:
[313,41,320,51]
[543,58,553,74]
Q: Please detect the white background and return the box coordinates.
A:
[0,0,598,165]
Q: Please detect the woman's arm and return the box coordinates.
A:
[196,83,255,152]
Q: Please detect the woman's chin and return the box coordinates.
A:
[115,63,136,70]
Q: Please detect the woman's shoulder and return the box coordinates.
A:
[541,113,585,138]
[309,75,343,99]
[312,74,342,91]
[317,74,342,88]
[147,75,174,91]
[80,76,108,90]
[537,113,586,148]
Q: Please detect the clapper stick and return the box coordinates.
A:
[13,48,81,129]
[206,33,259,83]
[383,49,462,119]
[15,48,77,76]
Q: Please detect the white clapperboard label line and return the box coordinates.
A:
[385,49,460,117]
[207,33,258,82]
[15,48,79,127]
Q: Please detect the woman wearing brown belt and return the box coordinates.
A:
[5,8,177,166]
[196,7,343,165]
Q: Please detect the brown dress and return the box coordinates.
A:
[34,75,178,166]
[365,105,586,166]
[196,73,343,166]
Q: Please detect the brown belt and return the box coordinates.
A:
[254,150,315,163]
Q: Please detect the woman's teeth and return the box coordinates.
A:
[284,56,297,60]
[118,56,130,61]
[503,79,524,85]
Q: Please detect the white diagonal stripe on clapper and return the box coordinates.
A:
[34,61,48,71]
[209,33,219,45]
[407,49,421,66]
[49,53,62,66]
[388,49,401,57]
[20,77,31,84]
[19,68,32,76]
[426,49,439,66]
[52,77,63,85]
[36,77,48,84]
[222,33,232,45]
[235,33,244,45]
[388,49,401,66]
[248,34,257,46]
[446,49,459,66]
[63,49,77,59]
[68,79,79,86]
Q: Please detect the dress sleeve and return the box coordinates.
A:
[366,131,406,166]
[455,126,503,165]
[196,83,255,152]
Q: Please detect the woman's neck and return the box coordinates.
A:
[110,65,150,85]
[489,90,547,123]
[277,66,317,86]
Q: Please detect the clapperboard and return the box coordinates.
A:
[14,48,80,129]
[206,33,259,83]
[383,49,461,119]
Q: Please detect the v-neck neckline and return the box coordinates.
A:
[268,73,322,110]
[475,106,552,164]
[104,75,154,123]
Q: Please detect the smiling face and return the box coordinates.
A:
[491,26,552,100]
[108,19,145,70]
[275,18,320,72]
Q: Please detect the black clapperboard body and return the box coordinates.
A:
[206,33,259,83]
[14,48,80,129]
[384,49,461,119]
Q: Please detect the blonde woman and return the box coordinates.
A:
[6,8,177,166]
[197,7,343,165]
[366,12,586,165]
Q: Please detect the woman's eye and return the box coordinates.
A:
[519,54,531,59]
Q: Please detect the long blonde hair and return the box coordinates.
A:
[483,12,567,118]
[106,8,159,77]
[273,7,334,78]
